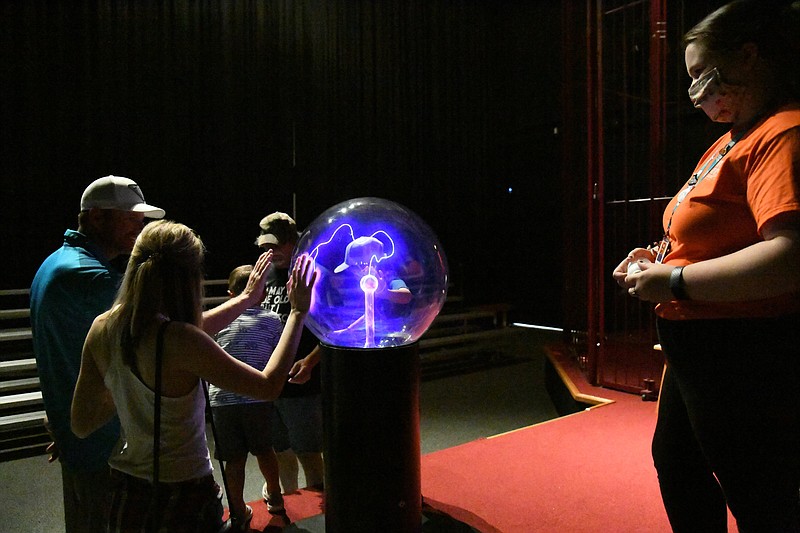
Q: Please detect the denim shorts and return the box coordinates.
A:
[271,394,323,453]
[210,402,274,461]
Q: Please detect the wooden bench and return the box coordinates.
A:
[0,280,514,459]
[0,377,40,395]
[420,327,521,351]
[432,308,504,327]
[0,391,43,412]
[0,328,32,343]
[0,359,37,377]
[0,410,46,433]
[0,309,30,321]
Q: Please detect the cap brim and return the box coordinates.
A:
[131,204,165,219]
[256,234,280,247]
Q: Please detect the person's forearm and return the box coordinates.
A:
[261,310,307,394]
[304,345,322,365]
[680,234,800,301]
[201,293,255,336]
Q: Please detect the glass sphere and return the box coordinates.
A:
[293,197,449,349]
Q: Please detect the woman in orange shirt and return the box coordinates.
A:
[614,1,800,531]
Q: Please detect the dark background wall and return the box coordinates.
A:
[1,1,563,326]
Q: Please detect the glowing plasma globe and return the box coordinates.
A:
[294,197,449,349]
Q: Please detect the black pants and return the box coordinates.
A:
[654,315,800,533]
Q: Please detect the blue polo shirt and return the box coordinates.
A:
[30,230,122,472]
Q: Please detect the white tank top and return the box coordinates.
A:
[104,336,212,482]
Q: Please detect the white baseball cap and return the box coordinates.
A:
[334,236,386,273]
[254,212,297,247]
[80,175,165,218]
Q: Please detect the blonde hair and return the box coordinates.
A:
[107,220,205,367]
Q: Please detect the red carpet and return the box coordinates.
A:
[224,487,324,531]
[421,398,667,531]
[235,346,737,531]
[419,346,736,532]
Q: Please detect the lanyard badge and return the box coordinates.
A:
[654,237,670,264]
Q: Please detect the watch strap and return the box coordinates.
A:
[669,266,690,300]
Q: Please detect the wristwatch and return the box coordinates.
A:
[669,266,690,300]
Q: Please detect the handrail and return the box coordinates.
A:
[0,289,30,297]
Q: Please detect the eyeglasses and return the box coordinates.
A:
[688,67,721,108]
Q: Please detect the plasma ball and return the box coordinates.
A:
[294,197,449,349]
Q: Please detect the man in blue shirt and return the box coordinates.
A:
[30,176,164,533]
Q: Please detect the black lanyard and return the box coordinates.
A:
[655,122,755,264]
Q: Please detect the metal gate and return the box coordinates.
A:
[570,0,727,394]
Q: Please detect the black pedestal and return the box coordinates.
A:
[320,342,421,533]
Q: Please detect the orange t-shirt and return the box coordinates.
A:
[656,104,800,320]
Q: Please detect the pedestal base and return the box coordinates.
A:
[321,342,422,532]
[283,506,480,532]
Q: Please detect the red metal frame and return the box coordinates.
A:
[586,0,602,385]
[585,0,668,392]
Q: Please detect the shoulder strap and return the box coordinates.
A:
[152,320,170,486]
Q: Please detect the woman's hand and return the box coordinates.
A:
[287,348,321,384]
[613,245,676,302]
[287,254,317,313]
[613,246,656,288]
[621,261,676,302]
